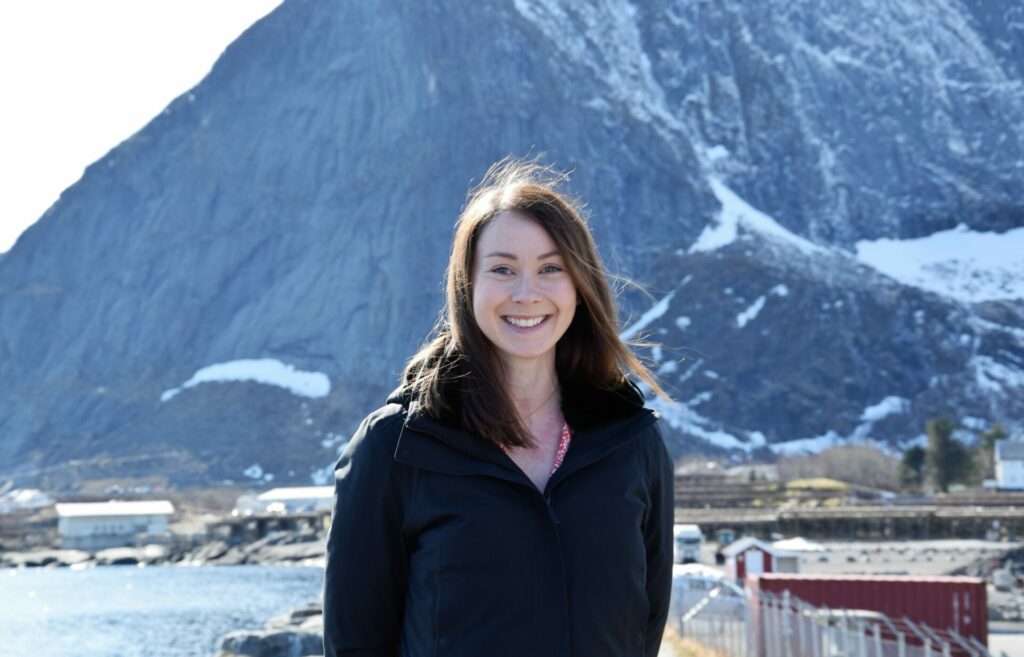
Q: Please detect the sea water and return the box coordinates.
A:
[0,564,323,657]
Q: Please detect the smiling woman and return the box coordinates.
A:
[323,158,675,657]
[472,212,577,373]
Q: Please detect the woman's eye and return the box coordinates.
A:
[541,264,563,274]
[491,265,513,275]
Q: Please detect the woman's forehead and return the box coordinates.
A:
[476,211,560,257]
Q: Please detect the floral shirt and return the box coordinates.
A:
[500,424,573,474]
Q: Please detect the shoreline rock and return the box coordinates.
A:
[0,528,326,569]
[216,601,323,657]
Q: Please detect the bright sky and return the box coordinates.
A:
[0,0,283,253]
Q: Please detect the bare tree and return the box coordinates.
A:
[777,444,900,490]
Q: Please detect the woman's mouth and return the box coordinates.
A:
[502,315,549,330]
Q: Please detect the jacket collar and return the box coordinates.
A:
[390,378,658,492]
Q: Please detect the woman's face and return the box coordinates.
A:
[471,212,577,371]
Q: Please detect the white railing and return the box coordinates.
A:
[675,579,1008,657]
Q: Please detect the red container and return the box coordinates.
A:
[748,574,987,650]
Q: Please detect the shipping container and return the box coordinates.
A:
[748,573,987,653]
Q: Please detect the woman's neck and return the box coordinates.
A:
[503,356,560,422]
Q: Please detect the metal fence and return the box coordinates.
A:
[676,578,1008,657]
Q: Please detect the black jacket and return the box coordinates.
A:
[323,380,675,657]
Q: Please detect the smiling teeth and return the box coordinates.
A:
[505,316,545,328]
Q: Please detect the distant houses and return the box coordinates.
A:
[721,537,802,585]
[233,486,334,516]
[995,440,1024,490]
[55,500,175,550]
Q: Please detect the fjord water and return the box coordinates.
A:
[0,564,323,657]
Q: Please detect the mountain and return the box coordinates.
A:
[1,0,1022,489]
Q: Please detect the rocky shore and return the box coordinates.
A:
[215,601,324,657]
[0,528,326,569]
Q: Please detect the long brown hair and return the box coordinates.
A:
[403,158,665,447]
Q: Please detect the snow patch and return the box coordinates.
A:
[706,145,730,162]
[161,358,331,402]
[677,358,704,383]
[971,356,1024,392]
[320,432,348,451]
[770,431,845,456]
[734,283,789,331]
[736,296,767,328]
[689,177,826,256]
[243,464,274,482]
[310,465,334,486]
[621,291,675,340]
[675,316,692,331]
[650,397,750,451]
[961,416,987,431]
[688,391,713,406]
[860,396,910,422]
[855,224,1024,302]
[969,316,1024,343]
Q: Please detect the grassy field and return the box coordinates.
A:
[662,627,730,657]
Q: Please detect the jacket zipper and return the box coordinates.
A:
[544,493,560,525]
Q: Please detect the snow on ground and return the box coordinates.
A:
[621,291,676,340]
[747,431,767,447]
[688,391,713,406]
[840,396,914,441]
[970,355,1024,393]
[161,358,331,402]
[705,144,729,162]
[860,396,910,422]
[969,316,1024,342]
[736,296,766,328]
[769,431,845,455]
[735,284,789,328]
[689,177,826,256]
[855,223,1024,302]
[243,463,274,482]
[650,397,750,451]
[676,358,704,383]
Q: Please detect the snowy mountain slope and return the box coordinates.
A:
[0,0,1021,487]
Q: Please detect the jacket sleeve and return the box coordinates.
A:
[643,423,675,657]
[323,411,408,657]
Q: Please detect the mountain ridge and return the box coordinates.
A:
[1,0,1021,488]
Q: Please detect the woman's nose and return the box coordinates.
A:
[511,274,541,303]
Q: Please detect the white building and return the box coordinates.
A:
[995,440,1024,490]
[234,486,334,516]
[55,500,175,550]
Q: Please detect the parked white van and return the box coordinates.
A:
[674,523,704,564]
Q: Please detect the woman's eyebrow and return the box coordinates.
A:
[482,250,562,259]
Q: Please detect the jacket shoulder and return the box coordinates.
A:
[335,402,407,471]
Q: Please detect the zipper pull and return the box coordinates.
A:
[544,494,560,525]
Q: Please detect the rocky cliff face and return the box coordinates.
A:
[1,0,1021,488]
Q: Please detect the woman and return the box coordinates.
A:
[323,159,674,657]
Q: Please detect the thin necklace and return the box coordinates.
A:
[523,383,560,422]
